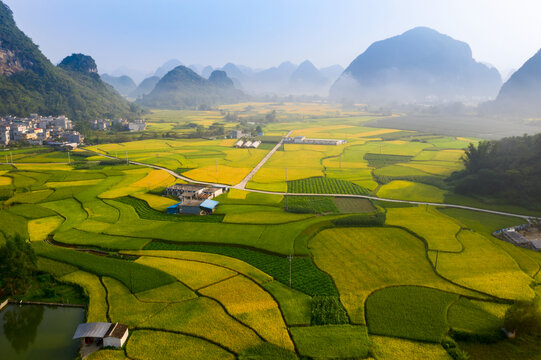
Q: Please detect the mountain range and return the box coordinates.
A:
[0,2,139,121]
[330,27,502,103]
[137,66,245,109]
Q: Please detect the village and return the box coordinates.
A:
[0,115,147,148]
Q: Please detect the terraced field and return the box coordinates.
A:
[1,104,539,359]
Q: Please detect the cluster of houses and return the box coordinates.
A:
[283,136,346,146]
[495,224,541,251]
[164,184,226,215]
[91,118,147,132]
[0,114,83,146]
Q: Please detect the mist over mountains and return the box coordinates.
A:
[330,27,502,104]
[2,0,541,117]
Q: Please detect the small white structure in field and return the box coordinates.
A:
[103,323,129,348]
[234,140,244,148]
[73,322,129,349]
[250,140,261,148]
[243,141,252,148]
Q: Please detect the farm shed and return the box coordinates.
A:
[167,202,183,214]
[73,322,129,348]
[200,199,219,214]
[202,187,224,199]
[243,141,253,148]
[178,200,204,215]
[164,184,206,199]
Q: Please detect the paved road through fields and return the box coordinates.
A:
[6,136,537,220]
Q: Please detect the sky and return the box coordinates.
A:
[4,0,541,81]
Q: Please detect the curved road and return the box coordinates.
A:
[82,148,539,221]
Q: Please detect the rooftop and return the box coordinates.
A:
[201,199,219,209]
[73,322,112,339]
[180,200,203,207]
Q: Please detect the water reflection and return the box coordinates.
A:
[3,305,44,353]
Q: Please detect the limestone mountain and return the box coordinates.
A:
[491,49,541,116]
[0,2,139,121]
[137,66,245,109]
[130,76,160,98]
[101,74,137,96]
[330,27,502,103]
[289,60,329,95]
[154,59,183,78]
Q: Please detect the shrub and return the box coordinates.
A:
[504,299,541,336]
[311,296,349,325]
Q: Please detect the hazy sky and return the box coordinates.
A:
[5,0,541,79]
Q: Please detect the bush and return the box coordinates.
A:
[311,296,349,325]
[504,299,541,336]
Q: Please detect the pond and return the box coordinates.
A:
[0,304,85,360]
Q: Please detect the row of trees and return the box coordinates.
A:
[0,235,37,298]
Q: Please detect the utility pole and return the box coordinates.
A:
[285,167,288,209]
[125,151,129,165]
[5,154,7,163]
[67,150,71,165]
[287,254,293,287]
[10,151,13,164]
[215,159,218,173]
[339,155,342,169]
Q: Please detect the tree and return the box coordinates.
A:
[504,299,541,336]
[0,234,37,297]
[265,110,277,123]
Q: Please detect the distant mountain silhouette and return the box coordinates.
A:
[330,27,502,103]
[138,66,245,109]
[201,65,214,79]
[154,59,183,78]
[490,49,541,116]
[130,76,160,98]
[289,60,329,95]
[0,2,139,120]
[101,74,137,96]
[320,64,344,82]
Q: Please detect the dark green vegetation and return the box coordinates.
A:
[311,296,349,325]
[0,235,37,297]
[284,196,338,214]
[138,66,245,109]
[144,241,338,296]
[503,299,541,337]
[332,197,376,213]
[34,242,175,293]
[115,196,224,223]
[0,3,140,121]
[449,134,541,209]
[287,176,370,195]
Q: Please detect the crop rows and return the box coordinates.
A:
[287,177,370,195]
[144,241,338,296]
